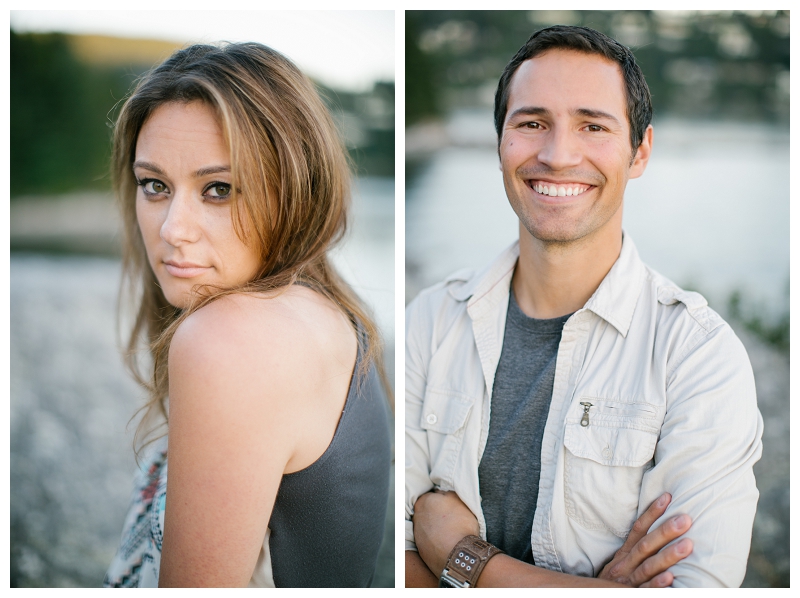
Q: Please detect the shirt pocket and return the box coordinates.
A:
[563,399,659,538]
[420,386,475,486]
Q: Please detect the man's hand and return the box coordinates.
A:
[598,492,693,587]
[413,489,692,588]
[413,490,480,577]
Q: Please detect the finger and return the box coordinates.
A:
[628,538,693,587]
[627,514,692,567]
[605,512,690,581]
[638,571,674,588]
[620,493,672,554]
[609,492,672,577]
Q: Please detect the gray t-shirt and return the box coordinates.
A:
[478,291,571,564]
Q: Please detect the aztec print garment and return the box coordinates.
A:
[104,436,168,588]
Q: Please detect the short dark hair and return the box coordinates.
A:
[494,25,652,156]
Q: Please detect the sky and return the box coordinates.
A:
[10,10,394,92]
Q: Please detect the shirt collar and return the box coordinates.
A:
[449,241,518,308]
[450,232,647,338]
[582,232,647,337]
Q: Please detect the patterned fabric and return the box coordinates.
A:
[104,437,168,588]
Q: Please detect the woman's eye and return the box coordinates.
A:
[139,179,168,195]
[205,183,232,199]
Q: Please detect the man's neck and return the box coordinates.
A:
[512,221,623,320]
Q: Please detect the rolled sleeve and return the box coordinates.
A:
[404,294,435,552]
[640,320,763,587]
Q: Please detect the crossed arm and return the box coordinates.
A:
[406,490,693,588]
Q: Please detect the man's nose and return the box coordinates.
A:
[160,192,201,247]
[537,127,582,170]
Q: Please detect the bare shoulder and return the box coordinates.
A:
[168,285,358,472]
[171,285,357,385]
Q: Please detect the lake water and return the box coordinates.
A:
[331,176,395,344]
[406,112,789,320]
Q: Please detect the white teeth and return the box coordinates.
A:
[533,182,588,196]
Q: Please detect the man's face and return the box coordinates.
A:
[500,49,652,246]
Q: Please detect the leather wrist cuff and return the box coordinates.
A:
[438,535,504,588]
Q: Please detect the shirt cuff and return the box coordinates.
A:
[405,519,417,552]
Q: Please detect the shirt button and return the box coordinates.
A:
[602,447,613,460]
[426,413,438,425]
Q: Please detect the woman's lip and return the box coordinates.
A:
[164,263,211,278]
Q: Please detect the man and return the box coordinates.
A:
[405,26,763,588]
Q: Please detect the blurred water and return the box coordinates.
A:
[10,176,395,587]
[332,176,395,345]
[406,112,789,318]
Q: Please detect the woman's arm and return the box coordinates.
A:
[414,490,692,588]
[158,289,356,587]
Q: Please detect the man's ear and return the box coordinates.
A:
[629,124,653,180]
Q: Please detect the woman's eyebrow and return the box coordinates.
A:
[131,161,231,178]
[194,165,231,177]
[132,160,164,174]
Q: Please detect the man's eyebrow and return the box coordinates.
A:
[506,106,622,127]
[507,106,551,121]
[573,107,622,126]
[131,161,231,178]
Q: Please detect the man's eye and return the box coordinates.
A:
[586,124,603,132]
[524,122,541,129]
[205,183,232,199]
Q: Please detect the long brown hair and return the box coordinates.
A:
[113,42,391,456]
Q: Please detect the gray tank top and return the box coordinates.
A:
[267,340,392,587]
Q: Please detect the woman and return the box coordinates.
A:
[104,42,392,588]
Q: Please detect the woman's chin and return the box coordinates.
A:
[161,287,196,310]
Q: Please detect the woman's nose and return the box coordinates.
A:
[160,192,201,247]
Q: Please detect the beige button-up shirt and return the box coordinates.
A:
[405,234,763,587]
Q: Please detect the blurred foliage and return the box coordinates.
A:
[11,30,394,199]
[406,17,441,124]
[11,31,132,197]
[406,10,790,126]
[319,81,395,179]
[728,288,789,354]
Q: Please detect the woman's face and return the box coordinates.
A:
[134,101,262,309]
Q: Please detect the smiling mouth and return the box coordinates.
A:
[528,180,593,197]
